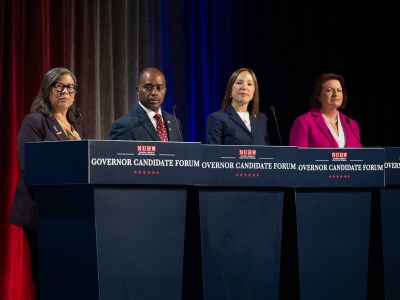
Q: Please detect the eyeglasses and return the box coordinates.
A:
[52,82,79,93]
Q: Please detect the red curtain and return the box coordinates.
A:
[1,1,78,299]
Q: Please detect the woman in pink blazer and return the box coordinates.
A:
[289,73,362,148]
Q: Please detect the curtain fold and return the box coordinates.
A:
[1,1,185,298]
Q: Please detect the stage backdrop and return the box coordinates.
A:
[0,0,397,299]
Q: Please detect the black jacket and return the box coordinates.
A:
[109,104,183,141]
[9,111,87,228]
[206,104,270,145]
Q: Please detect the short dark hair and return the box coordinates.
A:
[309,73,348,109]
[135,67,166,90]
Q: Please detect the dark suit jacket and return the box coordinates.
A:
[206,104,270,145]
[289,108,362,148]
[9,111,87,229]
[109,104,183,141]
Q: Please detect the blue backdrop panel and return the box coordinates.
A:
[296,190,371,300]
[380,188,400,300]
[94,187,187,299]
[199,189,284,300]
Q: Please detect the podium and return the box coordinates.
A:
[295,148,385,300]
[199,145,296,300]
[381,147,400,299]
[25,140,201,300]
[25,141,391,299]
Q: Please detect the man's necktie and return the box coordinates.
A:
[153,113,169,141]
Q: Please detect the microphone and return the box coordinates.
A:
[172,105,183,142]
[345,118,362,145]
[269,106,283,146]
[76,107,83,120]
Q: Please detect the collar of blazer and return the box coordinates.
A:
[133,104,160,140]
[47,117,68,139]
[226,104,253,134]
[311,108,338,147]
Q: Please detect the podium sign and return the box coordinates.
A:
[384,147,400,185]
[296,147,384,298]
[296,148,385,187]
[24,140,201,299]
[201,145,297,187]
[381,148,400,299]
[25,140,202,185]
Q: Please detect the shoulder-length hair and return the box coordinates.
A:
[221,67,260,115]
[31,67,79,122]
[309,72,348,109]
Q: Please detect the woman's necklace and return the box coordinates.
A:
[321,112,338,124]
